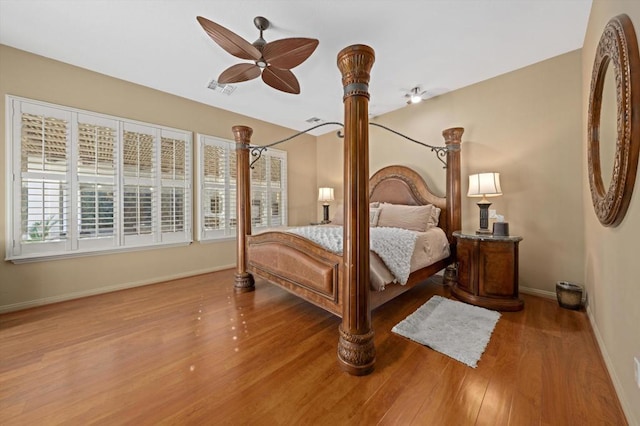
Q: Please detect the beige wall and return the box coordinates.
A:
[0,45,317,311]
[582,1,640,423]
[318,49,585,296]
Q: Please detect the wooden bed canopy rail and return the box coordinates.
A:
[231,44,463,376]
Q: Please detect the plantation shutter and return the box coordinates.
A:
[250,150,287,229]
[160,130,191,242]
[76,114,118,249]
[122,122,156,245]
[200,136,236,239]
[269,154,286,227]
[197,134,287,241]
[14,102,72,256]
[250,155,268,228]
[7,96,193,261]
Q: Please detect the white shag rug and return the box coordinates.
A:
[392,295,501,368]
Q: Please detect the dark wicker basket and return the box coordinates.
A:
[556,281,583,310]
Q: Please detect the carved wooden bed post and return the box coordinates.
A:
[443,127,463,242]
[232,125,255,293]
[336,44,376,375]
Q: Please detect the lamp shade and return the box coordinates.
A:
[467,173,502,198]
[318,187,334,203]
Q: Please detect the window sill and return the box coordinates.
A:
[197,235,237,244]
[6,241,192,264]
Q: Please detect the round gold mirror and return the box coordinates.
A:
[599,61,617,189]
[587,14,640,227]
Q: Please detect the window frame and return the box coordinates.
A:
[5,95,193,263]
[196,134,287,242]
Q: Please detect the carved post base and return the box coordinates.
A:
[234,273,255,293]
[337,325,375,376]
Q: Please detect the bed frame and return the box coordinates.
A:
[231,45,462,376]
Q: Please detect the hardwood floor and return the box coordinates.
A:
[0,269,627,425]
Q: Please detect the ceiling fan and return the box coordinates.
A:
[405,87,428,104]
[197,15,319,94]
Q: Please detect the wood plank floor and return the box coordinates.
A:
[0,269,627,425]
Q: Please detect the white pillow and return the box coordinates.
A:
[369,207,381,227]
[332,202,381,225]
[428,205,441,228]
[378,203,433,232]
[331,204,343,225]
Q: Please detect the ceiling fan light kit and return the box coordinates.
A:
[197,15,319,94]
[406,86,427,104]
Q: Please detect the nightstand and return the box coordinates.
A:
[451,231,524,311]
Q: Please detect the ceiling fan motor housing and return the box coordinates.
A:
[253,16,269,31]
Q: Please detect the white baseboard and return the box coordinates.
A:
[586,305,637,426]
[0,264,235,314]
[519,286,556,299]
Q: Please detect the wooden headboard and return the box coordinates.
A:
[369,165,449,239]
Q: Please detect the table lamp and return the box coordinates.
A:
[467,172,502,234]
[318,187,334,224]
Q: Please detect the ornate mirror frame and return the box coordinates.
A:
[588,14,640,227]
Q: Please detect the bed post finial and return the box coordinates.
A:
[336,44,376,376]
[443,127,463,243]
[233,125,255,293]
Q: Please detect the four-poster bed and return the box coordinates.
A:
[232,44,463,375]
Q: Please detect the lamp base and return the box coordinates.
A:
[476,201,492,235]
[322,204,330,223]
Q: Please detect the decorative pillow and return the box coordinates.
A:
[428,205,442,228]
[331,204,344,225]
[369,207,381,227]
[332,202,381,225]
[378,203,433,232]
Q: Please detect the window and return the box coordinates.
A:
[6,96,192,261]
[197,134,287,241]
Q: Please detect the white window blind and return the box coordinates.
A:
[76,114,117,250]
[160,131,190,242]
[6,96,192,262]
[122,123,156,245]
[197,134,287,241]
[16,103,71,256]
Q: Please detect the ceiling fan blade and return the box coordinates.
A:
[262,38,319,69]
[262,66,300,94]
[218,63,261,84]
[197,16,261,61]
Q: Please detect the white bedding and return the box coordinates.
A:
[371,226,450,290]
[287,226,418,284]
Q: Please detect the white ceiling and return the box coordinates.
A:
[0,0,592,135]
